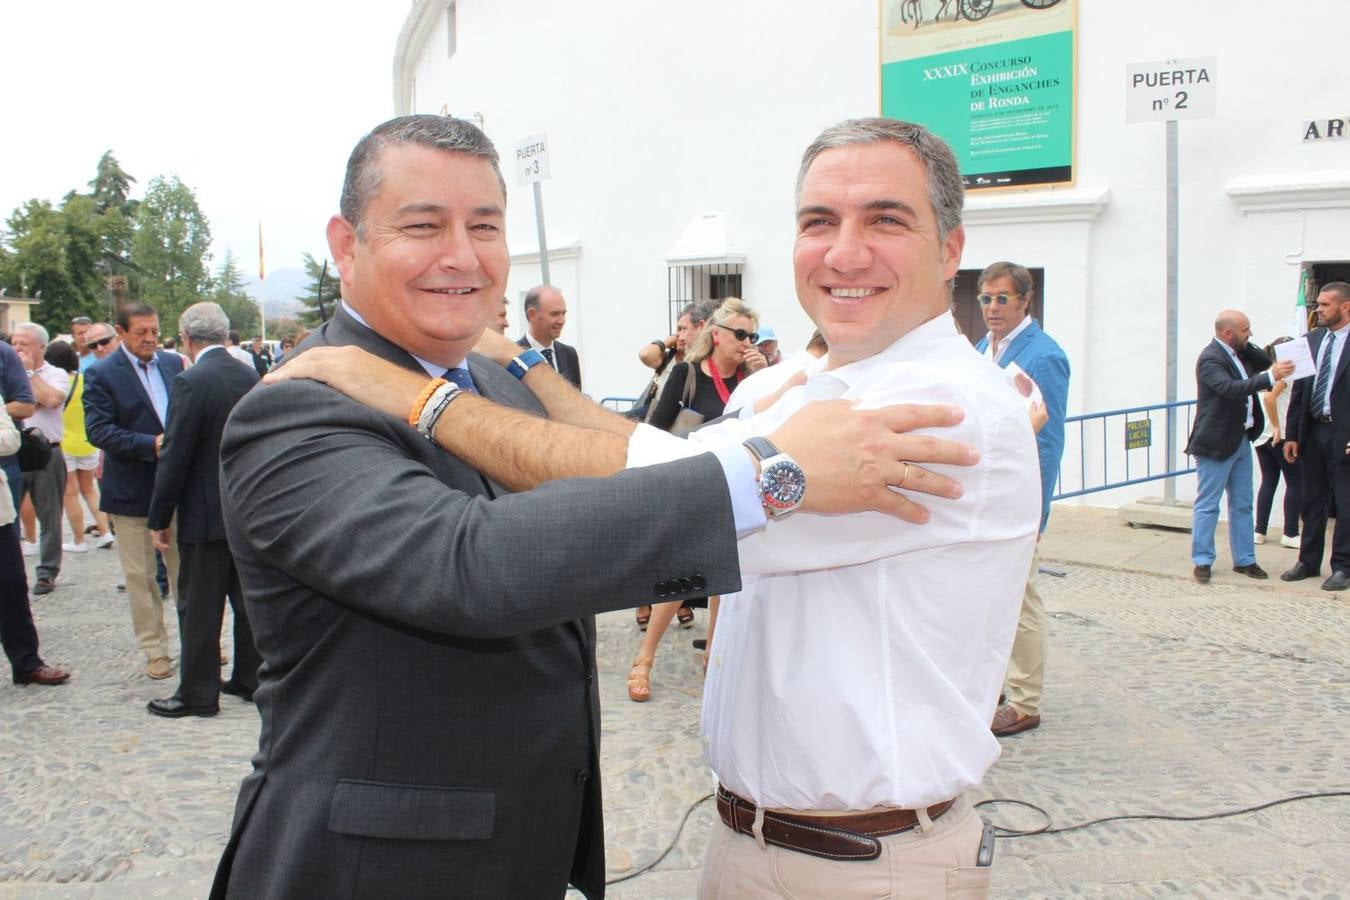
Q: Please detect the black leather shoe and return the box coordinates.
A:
[1280,562,1320,582]
[220,680,255,703]
[1321,571,1350,591]
[1193,564,1211,583]
[1233,563,1268,579]
[147,696,219,718]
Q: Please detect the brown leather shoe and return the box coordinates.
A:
[1193,564,1211,583]
[145,657,174,680]
[14,665,71,686]
[1233,563,1268,579]
[991,704,1041,737]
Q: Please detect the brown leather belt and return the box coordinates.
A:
[715,785,955,861]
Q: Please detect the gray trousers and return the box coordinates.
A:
[21,447,66,582]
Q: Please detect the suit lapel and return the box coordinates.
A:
[999,320,1039,369]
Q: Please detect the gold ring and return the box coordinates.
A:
[899,462,912,489]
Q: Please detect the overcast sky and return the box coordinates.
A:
[1,0,413,278]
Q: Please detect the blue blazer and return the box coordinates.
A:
[977,319,1070,532]
[83,348,185,517]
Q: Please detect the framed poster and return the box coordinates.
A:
[880,0,1077,190]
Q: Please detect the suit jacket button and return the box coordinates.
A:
[654,582,668,598]
[690,574,707,591]
[678,577,693,592]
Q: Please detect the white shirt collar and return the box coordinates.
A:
[525,332,555,353]
[984,315,1033,358]
[342,300,469,378]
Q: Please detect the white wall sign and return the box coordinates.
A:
[1302,118,1348,142]
[1125,57,1216,123]
[514,134,550,186]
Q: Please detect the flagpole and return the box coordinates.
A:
[258,220,267,345]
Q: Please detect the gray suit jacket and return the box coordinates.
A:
[211,308,740,900]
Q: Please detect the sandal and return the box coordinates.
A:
[635,605,652,630]
[627,655,654,702]
[676,605,695,629]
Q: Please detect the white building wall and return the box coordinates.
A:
[397,0,1349,505]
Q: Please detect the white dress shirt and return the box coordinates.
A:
[525,332,560,371]
[121,344,169,425]
[985,314,1033,364]
[1215,339,1273,430]
[627,312,1040,810]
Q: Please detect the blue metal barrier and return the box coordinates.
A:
[1053,400,1197,500]
[600,396,638,412]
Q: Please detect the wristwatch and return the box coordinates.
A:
[743,436,806,517]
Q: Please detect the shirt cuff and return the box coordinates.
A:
[711,442,767,538]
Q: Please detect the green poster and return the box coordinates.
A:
[880,0,1077,189]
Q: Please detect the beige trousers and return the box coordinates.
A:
[110,514,179,660]
[698,795,992,899]
[1004,542,1045,716]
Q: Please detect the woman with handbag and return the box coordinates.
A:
[45,341,112,552]
[629,298,764,701]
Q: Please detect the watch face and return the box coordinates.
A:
[761,459,806,511]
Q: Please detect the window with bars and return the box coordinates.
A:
[666,263,744,331]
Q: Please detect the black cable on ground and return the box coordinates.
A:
[975,790,1350,837]
[605,792,714,886]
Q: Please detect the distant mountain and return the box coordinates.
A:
[241,268,310,319]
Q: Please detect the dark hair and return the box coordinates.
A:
[340,115,505,236]
[115,302,157,330]
[229,330,241,344]
[1322,281,1350,303]
[162,337,176,349]
[44,339,79,373]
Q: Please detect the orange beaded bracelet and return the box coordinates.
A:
[408,377,449,427]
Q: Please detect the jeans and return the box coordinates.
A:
[1192,442,1256,567]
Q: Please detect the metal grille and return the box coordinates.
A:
[667,263,744,331]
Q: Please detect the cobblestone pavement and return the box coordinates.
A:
[2,519,1347,899]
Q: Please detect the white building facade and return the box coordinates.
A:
[393,0,1349,506]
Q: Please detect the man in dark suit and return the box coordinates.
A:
[210,116,964,900]
[1185,309,1293,584]
[146,302,261,717]
[517,284,582,390]
[84,302,186,680]
[1281,282,1350,590]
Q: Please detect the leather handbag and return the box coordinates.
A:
[668,362,705,437]
[17,427,52,472]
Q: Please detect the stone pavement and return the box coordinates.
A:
[2,506,1347,899]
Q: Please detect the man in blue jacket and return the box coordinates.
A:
[975,261,1069,737]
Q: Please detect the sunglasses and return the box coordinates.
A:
[87,336,114,349]
[716,324,759,343]
[977,293,1022,306]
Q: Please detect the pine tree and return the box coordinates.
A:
[296,252,340,327]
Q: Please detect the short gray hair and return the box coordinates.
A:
[796,118,964,240]
[178,302,229,346]
[13,322,49,346]
[340,115,506,237]
[679,302,710,326]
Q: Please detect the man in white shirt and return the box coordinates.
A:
[11,323,71,595]
[268,117,1037,899]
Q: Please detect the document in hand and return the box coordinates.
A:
[1274,340,1315,381]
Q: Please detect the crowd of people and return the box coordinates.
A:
[3,110,1345,900]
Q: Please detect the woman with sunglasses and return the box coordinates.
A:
[631,298,762,701]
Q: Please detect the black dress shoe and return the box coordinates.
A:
[147,696,219,718]
[220,680,255,703]
[1193,564,1211,583]
[1233,563,1268,579]
[1280,562,1319,582]
[1321,571,1350,591]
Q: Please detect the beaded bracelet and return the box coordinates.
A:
[408,377,448,427]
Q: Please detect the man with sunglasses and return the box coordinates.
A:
[85,324,120,361]
[973,262,1070,738]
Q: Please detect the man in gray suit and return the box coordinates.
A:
[211,115,971,900]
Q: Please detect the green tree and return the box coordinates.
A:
[88,151,138,216]
[209,249,261,333]
[0,199,85,331]
[130,175,212,327]
[296,252,340,327]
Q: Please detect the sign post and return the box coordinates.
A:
[1125,57,1216,504]
[514,134,552,286]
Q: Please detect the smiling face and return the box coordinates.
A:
[328,143,508,366]
[527,287,567,343]
[793,142,964,369]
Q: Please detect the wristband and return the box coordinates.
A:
[408,378,448,427]
[416,382,463,440]
[506,348,547,380]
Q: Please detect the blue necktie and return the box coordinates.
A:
[1313,332,1336,415]
[445,366,478,395]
